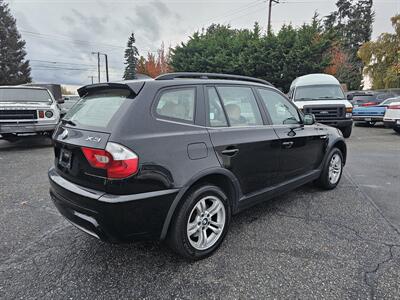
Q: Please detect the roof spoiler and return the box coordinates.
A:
[77,82,145,97]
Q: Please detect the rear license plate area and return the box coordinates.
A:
[59,148,72,169]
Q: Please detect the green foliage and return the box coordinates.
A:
[358,15,400,89]
[0,0,31,85]
[123,33,139,80]
[171,20,331,92]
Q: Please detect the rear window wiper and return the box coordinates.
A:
[61,119,76,126]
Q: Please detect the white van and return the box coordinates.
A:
[288,74,353,138]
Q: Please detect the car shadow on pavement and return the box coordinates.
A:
[0,136,53,151]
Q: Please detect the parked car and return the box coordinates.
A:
[347,91,393,107]
[352,97,400,126]
[288,74,353,138]
[383,100,400,134]
[0,86,62,142]
[60,95,80,118]
[49,72,347,260]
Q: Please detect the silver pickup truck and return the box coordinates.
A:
[0,86,61,141]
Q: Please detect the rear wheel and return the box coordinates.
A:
[315,148,344,190]
[340,125,352,138]
[167,184,231,260]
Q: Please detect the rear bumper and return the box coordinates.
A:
[318,119,352,128]
[48,167,179,242]
[384,119,400,128]
[353,116,384,122]
[0,122,57,134]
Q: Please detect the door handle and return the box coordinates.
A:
[282,141,294,148]
[221,148,239,156]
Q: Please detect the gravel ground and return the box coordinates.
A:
[0,125,399,299]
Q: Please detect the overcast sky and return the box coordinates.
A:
[7,0,400,88]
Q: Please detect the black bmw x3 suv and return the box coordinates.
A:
[49,72,347,260]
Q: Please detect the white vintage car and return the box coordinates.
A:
[0,86,61,141]
[383,100,400,134]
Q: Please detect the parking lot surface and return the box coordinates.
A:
[1,126,399,299]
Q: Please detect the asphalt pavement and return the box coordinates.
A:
[0,125,399,299]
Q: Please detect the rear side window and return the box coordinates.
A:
[258,88,301,125]
[156,88,195,122]
[216,86,263,127]
[64,89,130,129]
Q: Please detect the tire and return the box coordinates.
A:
[167,184,231,260]
[365,121,376,127]
[315,148,344,190]
[0,133,18,142]
[394,127,400,134]
[341,125,352,138]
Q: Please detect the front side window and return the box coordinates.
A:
[258,88,301,125]
[216,86,263,127]
[156,88,195,122]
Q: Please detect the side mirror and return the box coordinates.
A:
[346,94,353,100]
[303,113,316,125]
[57,98,65,104]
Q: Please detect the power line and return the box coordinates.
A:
[20,29,158,53]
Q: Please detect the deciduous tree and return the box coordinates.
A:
[358,15,400,89]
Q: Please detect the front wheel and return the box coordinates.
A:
[315,148,344,190]
[340,125,352,138]
[167,184,231,260]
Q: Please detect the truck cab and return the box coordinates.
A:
[288,74,353,138]
[0,86,61,141]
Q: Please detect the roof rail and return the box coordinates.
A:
[155,72,272,86]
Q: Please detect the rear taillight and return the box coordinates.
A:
[389,104,400,110]
[82,142,139,179]
[361,102,376,107]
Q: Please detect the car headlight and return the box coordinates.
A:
[45,110,53,118]
[346,113,352,118]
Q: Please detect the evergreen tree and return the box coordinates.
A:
[324,0,374,90]
[123,33,139,80]
[0,0,31,85]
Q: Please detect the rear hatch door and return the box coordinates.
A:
[53,83,143,192]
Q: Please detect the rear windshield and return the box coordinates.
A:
[294,85,345,101]
[64,89,131,129]
[353,95,375,102]
[0,88,52,102]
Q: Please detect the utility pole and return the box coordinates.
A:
[91,52,101,83]
[267,0,279,36]
[88,76,95,84]
[103,53,109,82]
[91,52,109,82]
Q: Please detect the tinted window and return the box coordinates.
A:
[0,88,52,102]
[156,88,195,122]
[64,89,129,129]
[258,88,300,125]
[217,86,262,127]
[294,84,345,101]
[207,87,228,127]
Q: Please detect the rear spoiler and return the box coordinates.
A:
[78,81,145,98]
